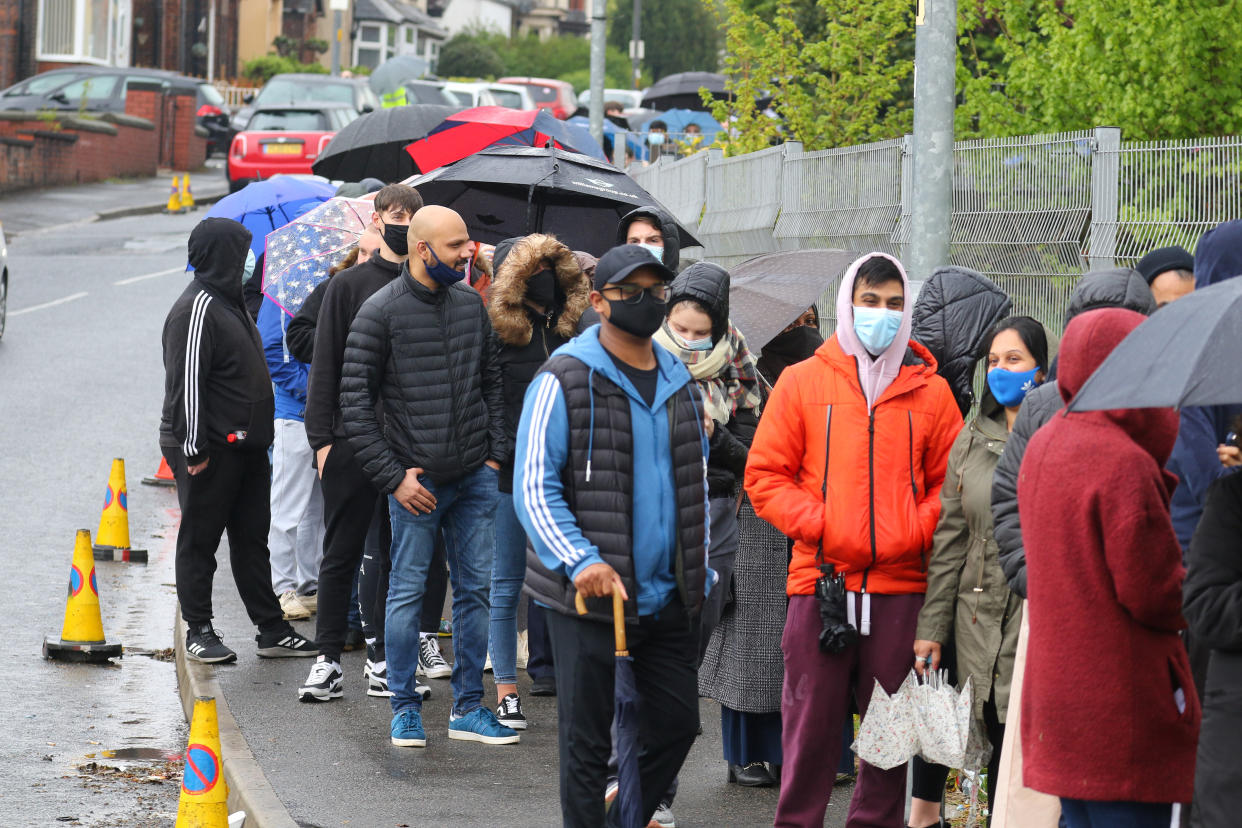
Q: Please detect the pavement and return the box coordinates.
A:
[0,173,855,827]
[0,158,230,239]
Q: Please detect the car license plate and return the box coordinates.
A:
[263,143,303,155]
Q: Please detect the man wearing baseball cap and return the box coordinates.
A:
[514,244,711,827]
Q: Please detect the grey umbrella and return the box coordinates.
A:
[729,249,861,349]
[368,55,430,97]
[1069,276,1242,411]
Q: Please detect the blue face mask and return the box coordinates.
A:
[647,132,665,145]
[852,306,903,355]
[987,366,1042,408]
[636,242,664,264]
[421,242,465,286]
[242,248,257,284]
[671,329,713,352]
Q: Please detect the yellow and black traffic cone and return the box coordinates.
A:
[142,456,177,488]
[93,458,148,563]
[43,530,123,663]
[179,173,196,211]
[166,175,183,214]
[176,696,230,828]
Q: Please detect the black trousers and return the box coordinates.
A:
[358,495,391,650]
[163,446,284,633]
[316,440,381,662]
[526,597,555,680]
[546,599,700,828]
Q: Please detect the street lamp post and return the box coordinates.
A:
[588,0,607,147]
[909,0,957,279]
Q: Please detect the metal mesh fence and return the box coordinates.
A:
[628,129,1240,337]
[1104,136,1242,268]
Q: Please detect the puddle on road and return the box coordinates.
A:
[83,747,181,762]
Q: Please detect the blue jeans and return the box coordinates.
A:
[1060,799,1176,828]
[488,491,526,685]
[387,464,498,716]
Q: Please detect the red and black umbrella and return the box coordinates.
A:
[404,106,605,173]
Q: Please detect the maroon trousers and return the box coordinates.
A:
[776,593,924,828]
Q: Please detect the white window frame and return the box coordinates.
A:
[37,0,130,66]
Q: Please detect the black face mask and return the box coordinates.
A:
[381,221,409,257]
[526,269,557,310]
[605,290,665,338]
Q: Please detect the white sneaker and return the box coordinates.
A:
[417,635,452,679]
[516,629,529,670]
[298,655,343,702]
[365,659,431,700]
[298,591,317,613]
[279,590,311,621]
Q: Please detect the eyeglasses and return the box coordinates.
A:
[602,283,670,304]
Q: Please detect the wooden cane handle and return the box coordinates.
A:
[613,589,627,654]
[574,592,588,615]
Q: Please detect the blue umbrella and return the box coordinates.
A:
[567,115,644,159]
[204,176,337,259]
[642,108,723,141]
[576,590,643,828]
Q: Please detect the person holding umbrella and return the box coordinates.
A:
[513,244,710,827]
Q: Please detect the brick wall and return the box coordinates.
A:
[0,86,207,194]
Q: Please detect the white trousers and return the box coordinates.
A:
[267,418,324,595]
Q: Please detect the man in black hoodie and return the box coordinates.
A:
[160,217,317,664]
[298,183,423,703]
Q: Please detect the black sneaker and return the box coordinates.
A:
[496,693,528,730]
[255,627,318,658]
[298,655,343,702]
[530,675,556,696]
[365,660,432,701]
[185,624,237,664]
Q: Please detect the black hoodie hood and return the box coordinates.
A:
[1064,267,1154,327]
[669,261,730,343]
[911,265,1012,417]
[1194,219,1242,289]
[188,218,252,309]
[616,206,681,273]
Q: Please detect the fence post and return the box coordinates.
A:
[896,133,915,264]
[1088,126,1122,270]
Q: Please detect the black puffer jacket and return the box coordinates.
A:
[160,218,274,463]
[616,205,682,272]
[339,266,506,492]
[992,267,1155,597]
[1183,472,1242,826]
[911,265,1012,418]
[489,233,590,493]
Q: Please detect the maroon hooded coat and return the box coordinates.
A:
[1017,308,1200,803]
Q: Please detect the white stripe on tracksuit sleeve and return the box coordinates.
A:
[182,291,212,459]
[513,372,604,580]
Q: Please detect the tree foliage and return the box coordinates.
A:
[437,35,507,79]
[607,0,721,82]
[706,0,913,154]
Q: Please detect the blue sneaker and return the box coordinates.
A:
[390,709,426,748]
[448,707,520,745]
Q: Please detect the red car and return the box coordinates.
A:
[227,103,358,192]
[498,77,577,119]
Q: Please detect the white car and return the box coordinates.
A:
[577,88,645,112]
[442,81,535,111]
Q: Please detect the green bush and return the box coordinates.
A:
[437,36,506,80]
[241,55,328,84]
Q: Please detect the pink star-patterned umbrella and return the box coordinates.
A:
[262,196,375,316]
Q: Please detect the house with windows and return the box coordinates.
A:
[351,0,447,73]
[432,0,517,38]
[515,0,587,39]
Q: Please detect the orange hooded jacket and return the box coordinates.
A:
[745,254,963,596]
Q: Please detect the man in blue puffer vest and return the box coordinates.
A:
[257,293,324,620]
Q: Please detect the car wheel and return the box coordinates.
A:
[228,177,246,193]
[0,272,7,341]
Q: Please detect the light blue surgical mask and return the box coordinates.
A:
[987,366,1041,408]
[672,329,713,352]
[852,306,903,355]
[636,242,664,264]
[647,132,666,145]
[242,248,257,284]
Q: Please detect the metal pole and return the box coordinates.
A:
[631,0,641,90]
[331,10,342,76]
[588,0,607,147]
[908,0,956,280]
[206,0,216,82]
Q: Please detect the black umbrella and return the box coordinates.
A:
[729,249,861,350]
[1069,277,1242,411]
[311,104,460,182]
[368,55,430,97]
[401,145,701,255]
[641,72,729,111]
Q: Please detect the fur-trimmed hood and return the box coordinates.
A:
[489,233,590,346]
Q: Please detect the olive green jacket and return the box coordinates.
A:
[915,401,1023,725]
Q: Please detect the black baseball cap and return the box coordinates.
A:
[593,244,675,291]
[1136,245,1194,284]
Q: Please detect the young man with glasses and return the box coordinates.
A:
[514,244,711,827]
